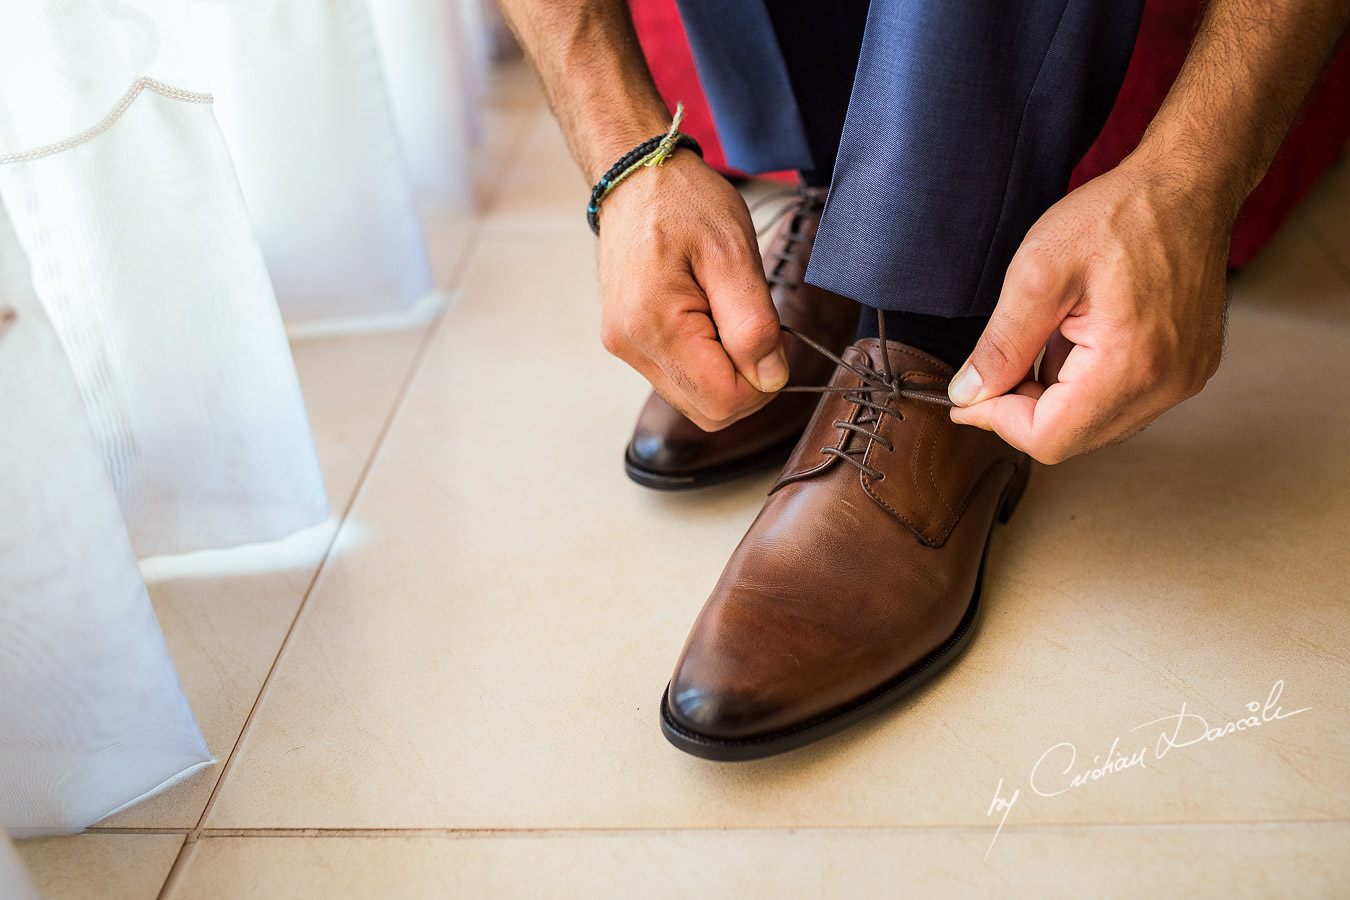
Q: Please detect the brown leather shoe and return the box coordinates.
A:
[624,186,860,489]
[659,335,1029,760]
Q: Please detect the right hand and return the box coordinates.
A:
[596,150,788,431]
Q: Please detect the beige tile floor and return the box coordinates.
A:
[17,62,1350,898]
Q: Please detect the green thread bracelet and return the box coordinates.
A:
[587,103,703,235]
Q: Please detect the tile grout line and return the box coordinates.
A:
[152,331,432,898]
[191,819,1349,838]
[476,101,546,214]
[154,301,454,896]
[155,75,544,900]
[154,226,492,900]
[125,818,1350,843]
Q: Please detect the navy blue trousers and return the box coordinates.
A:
[673,0,1145,317]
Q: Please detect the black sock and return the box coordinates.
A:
[797,167,833,189]
[854,307,987,372]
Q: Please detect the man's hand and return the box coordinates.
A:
[596,152,787,430]
[947,159,1230,464]
[492,0,786,430]
[949,0,1350,464]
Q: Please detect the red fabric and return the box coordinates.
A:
[628,1,795,184]
[1070,0,1350,267]
[633,0,1350,264]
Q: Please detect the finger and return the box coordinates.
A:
[624,292,776,427]
[1038,329,1074,386]
[950,386,1077,463]
[949,252,1074,407]
[701,240,788,394]
[953,345,1154,463]
[603,262,775,427]
[642,341,774,431]
[670,325,778,424]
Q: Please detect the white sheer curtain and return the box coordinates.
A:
[0,829,40,900]
[0,214,209,834]
[0,0,487,861]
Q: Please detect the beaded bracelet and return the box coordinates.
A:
[586,103,702,235]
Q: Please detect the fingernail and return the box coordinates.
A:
[757,348,789,392]
[949,365,982,406]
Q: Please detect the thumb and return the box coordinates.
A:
[705,259,788,394]
[949,259,1069,406]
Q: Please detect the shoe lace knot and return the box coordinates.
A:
[779,310,954,480]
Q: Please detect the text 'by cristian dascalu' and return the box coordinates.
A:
[982,680,1311,860]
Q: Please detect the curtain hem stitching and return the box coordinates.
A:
[0,77,213,166]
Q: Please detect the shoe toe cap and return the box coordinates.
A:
[627,431,687,473]
[663,594,899,744]
[665,681,776,742]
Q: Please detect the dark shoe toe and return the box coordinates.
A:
[665,680,773,742]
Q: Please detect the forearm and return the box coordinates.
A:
[1130,0,1350,222]
[496,1,672,182]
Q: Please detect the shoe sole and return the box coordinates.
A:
[658,462,1029,761]
[623,435,802,491]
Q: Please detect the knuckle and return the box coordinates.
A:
[1177,373,1206,402]
[1145,358,1206,406]
[724,310,780,353]
[700,396,738,424]
[620,309,656,350]
[976,324,1019,371]
[1134,352,1169,390]
[678,406,715,431]
[1031,443,1071,466]
[1009,252,1059,299]
[1199,349,1222,385]
[599,318,626,356]
[701,228,757,270]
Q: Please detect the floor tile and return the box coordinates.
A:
[473,63,548,218]
[1296,151,1350,284]
[207,212,1349,832]
[16,834,182,900]
[171,824,1348,899]
[101,328,428,828]
[479,109,590,238]
[288,328,431,515]
[418,59,545,291]
[420,211,476,292]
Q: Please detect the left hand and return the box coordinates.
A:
[947,156,1232,464]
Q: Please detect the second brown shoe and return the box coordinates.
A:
[624,186,859,489]
[660,336,1029,760]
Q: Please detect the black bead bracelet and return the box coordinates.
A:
[586,105,702,236]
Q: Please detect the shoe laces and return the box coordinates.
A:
[779,309,954,480]
[751,186,828,291]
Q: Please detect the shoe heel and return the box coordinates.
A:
[997,463,1031,524]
